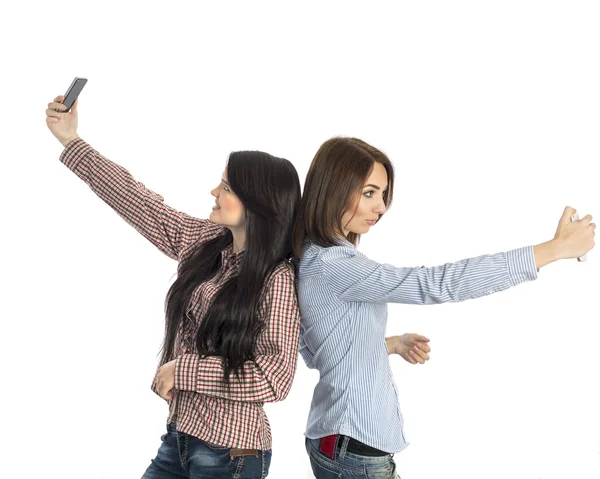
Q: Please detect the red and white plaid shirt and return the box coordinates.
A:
[59,138,300,450]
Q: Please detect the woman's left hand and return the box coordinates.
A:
[386,334,431,364]
[155,359,177,400]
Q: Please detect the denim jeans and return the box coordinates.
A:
[141,422,272,479]
[305,437,400,479]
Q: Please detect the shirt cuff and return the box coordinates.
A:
[174,354,199,392]
[505,245,538,286]
[59,137,92,171]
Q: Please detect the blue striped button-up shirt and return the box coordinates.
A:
[297,237,538,453]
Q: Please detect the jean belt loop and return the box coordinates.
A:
[339,435,350,459]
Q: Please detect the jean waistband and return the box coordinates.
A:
[307,437,391,463]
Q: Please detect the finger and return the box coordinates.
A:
[46,108,63,119]
[582,214,593,224]
[590,223,596,231]
[415,335,430,342]
[562,206,576,222]
[54,95,65,102]
[49,101,67,112]
[410,350,426,364]
[413,347,430,362]
[417,342,431,353]
[46,117,59,124]
[405,354,417,364]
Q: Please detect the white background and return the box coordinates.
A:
[1,1,598,478]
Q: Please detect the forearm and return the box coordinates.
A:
[174,353,297,403]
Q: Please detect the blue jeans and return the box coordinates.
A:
[305,437,400,479]
[141,422,272,479]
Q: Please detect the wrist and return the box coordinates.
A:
[385,336,399,355]
[533,239,562,269]
[61,134,80,148]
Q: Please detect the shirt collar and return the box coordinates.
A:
[335,236,354,248]
[221,243,245,268]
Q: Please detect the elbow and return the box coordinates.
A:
[263,368,295,403]
[265,379,293,403]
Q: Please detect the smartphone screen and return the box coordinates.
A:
[59,77,88,112]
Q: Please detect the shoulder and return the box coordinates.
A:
[321,244,359,262]
[319,245,384,292]
[259,261,299,317]
[265,260,296,289]
[300,241,358,265]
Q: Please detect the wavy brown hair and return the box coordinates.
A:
[292,137,394,258]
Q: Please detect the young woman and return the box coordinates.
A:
[45,95,302,479]
[293,137,596,479]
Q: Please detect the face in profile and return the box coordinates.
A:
[341,162,388,236]
[210,169,246,228]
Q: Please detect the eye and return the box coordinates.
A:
[223,185,230,191]
[363,190,375,198]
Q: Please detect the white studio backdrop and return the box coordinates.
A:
[1,1,598,478]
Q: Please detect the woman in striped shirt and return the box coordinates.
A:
[46,95,302,479]
[292,137,595,479]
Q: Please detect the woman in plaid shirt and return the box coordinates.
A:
[46,95,302,479]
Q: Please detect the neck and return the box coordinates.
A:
[230,227,246,253]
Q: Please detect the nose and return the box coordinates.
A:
[210,187,218,198]
[374,198,387,215]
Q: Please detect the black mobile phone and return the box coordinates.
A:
[56,77,87,112]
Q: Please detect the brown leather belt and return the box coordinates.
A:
[230,448,259,460]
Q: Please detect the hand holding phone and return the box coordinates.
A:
[46,77,87,146]
[55,77,87,112]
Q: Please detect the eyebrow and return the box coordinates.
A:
[364,184,388,190]
[222,179,230,185]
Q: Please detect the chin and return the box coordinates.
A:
[349,226,370,235]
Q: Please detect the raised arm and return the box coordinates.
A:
[322,206,595,304]
[59,138,215,260]
[46,95,220,260]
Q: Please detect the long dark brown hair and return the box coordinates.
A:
[161,151,301,382]
[292,137,394,258]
